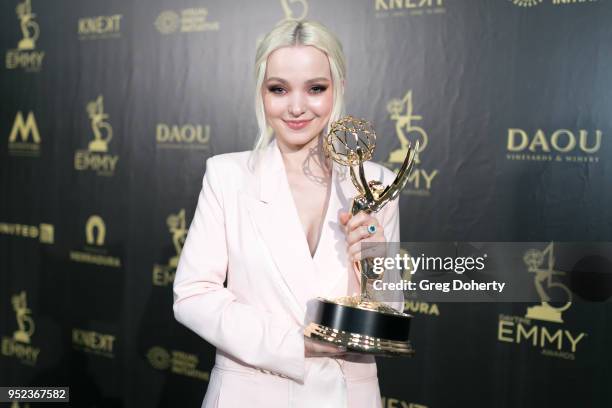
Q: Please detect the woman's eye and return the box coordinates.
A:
[310,85,328,94]
[268,86,286,95]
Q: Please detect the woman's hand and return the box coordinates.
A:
[339,211,387,262]
[304,337,347,357]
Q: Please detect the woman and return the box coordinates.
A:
[173,19,400,408]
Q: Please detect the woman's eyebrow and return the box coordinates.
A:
[265,76,331,84]
[305,77,331,84]
[265,77,288,84]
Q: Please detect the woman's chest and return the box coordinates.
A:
[285,175,331,256]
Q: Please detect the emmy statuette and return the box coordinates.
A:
[304,115,418,357]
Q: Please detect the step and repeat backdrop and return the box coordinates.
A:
[1,0,611,407]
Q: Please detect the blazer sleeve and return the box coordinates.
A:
[172,156,306,382]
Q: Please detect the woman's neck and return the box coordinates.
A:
[277,135,331,179]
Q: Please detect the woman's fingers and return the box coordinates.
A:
[340,210,386,262]
[304,337,346,357]
[339,211,351,226]
[348,240,387,262]
[344,211,370,233]
[346,223,384,246]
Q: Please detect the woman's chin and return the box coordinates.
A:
[276,132,321,149]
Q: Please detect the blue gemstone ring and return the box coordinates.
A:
[367,224,377,234]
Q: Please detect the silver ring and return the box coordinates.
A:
[367,224,377,234]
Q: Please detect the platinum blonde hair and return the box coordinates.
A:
[252,20,346,154]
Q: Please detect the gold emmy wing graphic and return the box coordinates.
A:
[387,91,427,165]
[87,95,113,153]
[16,0,39,50]
[255,1,308,47]
[167,209,187,268]
[12,291,35,344]
[524,242,573,323]
[280,0,308,21]
[304,115,419,356]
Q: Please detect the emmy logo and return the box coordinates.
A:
[16,0,39,50]
[280,0,308,21]
[87,95,113,153]
[387,90,427,165]
[74,95,119,175]
[12,291,35,344]
[524,243,573,323]
[167,209,187,268]
[85,215,106,246]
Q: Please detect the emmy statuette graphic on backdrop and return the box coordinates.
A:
[16,0,39,51]
[168,209,187,268]
[12,291,35,344]
[87,95,113,153]
[304,116,418,356]
[524,242,573,323]
[386,91,427,165]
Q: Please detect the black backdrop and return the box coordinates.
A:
[1,0,611,407]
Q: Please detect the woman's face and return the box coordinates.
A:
[262,45,334,150]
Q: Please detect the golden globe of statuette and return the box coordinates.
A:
[324,115,376,166]
[304,115,419,357]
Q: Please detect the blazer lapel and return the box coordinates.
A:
[243,141,319,315]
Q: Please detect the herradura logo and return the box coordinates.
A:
[153,209,188,286]
[74,95,119,176]
[8,111,41,157]
[69,215,121,268]
[85,215,106,246]
[6,0,45,71]
[497,243,587,360]
[1,291,41,365]
[384,90,438,196]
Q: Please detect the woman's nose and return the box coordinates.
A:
[288,94,306,117]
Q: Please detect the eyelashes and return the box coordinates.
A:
[267,85,328,95]
[310,85,328,94]
[268,86,285,94]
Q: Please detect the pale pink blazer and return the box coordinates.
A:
[173,140,401,408]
